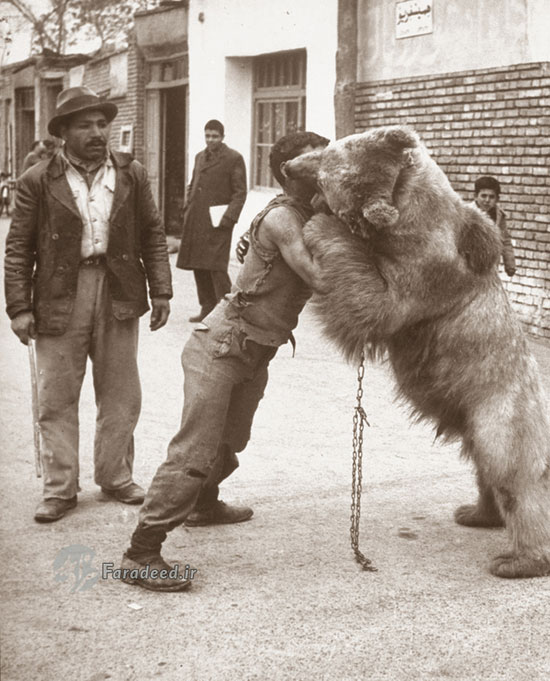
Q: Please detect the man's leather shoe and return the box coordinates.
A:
[120,553,192,592]
[185,500,253,527]
[101,482,145,505]
[34,496,77,523]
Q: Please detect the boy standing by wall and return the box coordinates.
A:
[473,176,516,277]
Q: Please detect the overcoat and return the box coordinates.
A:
[4,151,173,335]
[176,143,246,271]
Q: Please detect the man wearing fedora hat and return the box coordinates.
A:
[4,86,173,522]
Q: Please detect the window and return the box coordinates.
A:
[118,124,134,153]
[146,56,188,87]
[45,82,62,124]
[253,49,306,188]
[109,53,128,98]
[15,87,35,175]
[15,87,34,111]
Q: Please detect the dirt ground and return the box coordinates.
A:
[1,215,549,681]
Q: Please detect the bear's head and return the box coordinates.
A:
[283,126,418,233]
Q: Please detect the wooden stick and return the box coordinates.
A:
[28,340,42,478]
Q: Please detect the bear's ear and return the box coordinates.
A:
[458,205,502,274]
[383,127,418,151]
[282,148,324,183]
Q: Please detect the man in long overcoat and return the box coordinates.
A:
[176,119,247,322]
[4,86,173,522]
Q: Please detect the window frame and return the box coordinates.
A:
[252,49,307,190]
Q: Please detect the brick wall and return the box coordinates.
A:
[355,62,550,339]
[80,37,145,165]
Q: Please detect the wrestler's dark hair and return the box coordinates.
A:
[270,131,329,187]
[204,119,224,136]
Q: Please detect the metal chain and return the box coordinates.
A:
[350,351,377,572]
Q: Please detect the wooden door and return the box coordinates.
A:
[145,89,161,208]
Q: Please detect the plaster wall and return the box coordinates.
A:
[187,0,338,169]
[11,66,34,89]
[224,57,253,179]
[135,6,187,44]
[358,0,550,82]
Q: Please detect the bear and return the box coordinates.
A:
[283,125,550,579]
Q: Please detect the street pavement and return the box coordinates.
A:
[1,215,549,681]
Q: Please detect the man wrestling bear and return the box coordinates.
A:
[120,126,549,591]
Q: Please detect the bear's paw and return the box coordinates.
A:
[490,552,550,579]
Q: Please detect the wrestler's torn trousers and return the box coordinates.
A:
[129,317,276,556]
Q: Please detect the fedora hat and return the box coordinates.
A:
[48,86,118,137]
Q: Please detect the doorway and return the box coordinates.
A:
[162,85,186,235]
[15,87,35,176]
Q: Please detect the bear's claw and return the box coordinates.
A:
[490,553,550,579]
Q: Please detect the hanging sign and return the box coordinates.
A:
[396,1,433,39]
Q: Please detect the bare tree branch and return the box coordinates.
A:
[3,0,161,55]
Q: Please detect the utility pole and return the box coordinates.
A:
[334,0,358,139]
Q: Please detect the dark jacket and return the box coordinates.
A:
[21,150,43,174]
[4,151,172,335]
[176,143,246,271]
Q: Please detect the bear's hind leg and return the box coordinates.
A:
[489,480,550,579]
[469,392,550,579]
[454,469,504,528]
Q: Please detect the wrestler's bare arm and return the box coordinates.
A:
[259,206,325,291]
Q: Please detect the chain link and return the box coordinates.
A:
[350,352,377,572]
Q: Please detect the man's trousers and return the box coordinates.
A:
[193,268,231,317]
[35,263,141,500]
[129,314,277,557]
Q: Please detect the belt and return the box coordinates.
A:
[80,255,107,266]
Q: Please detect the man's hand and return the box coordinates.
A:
[505,267,516,277]
[11,311,36,345]
[150,297,170,331]
[235,231,250,264]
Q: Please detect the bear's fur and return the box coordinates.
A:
[284,125,550,579]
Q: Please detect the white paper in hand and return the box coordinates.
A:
[209,204,229,228]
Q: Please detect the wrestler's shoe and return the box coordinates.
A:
[120,553,192,592]
[185,500,253,527]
